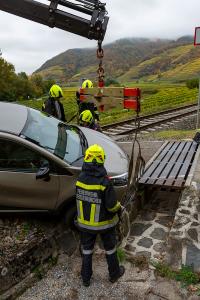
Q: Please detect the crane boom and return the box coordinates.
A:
[0,0,109,42]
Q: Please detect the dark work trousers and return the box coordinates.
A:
[80,227,120,282]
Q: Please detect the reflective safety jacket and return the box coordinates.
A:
[76,162,121,232]
[78,101,100,121]
[42,98,66,122]
[83,120,102,132]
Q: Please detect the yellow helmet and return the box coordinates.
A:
[49,84,64,98]
[84,144,105,164]
[79,110,93,125]
[82,79,93,89]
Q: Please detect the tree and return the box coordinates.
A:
[0,57,17,101]
[105,77,120,87]
[0,57,56,101]
[18,72,28,80]
[43,79,56,93]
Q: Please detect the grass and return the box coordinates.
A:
[15,222,32,240]
[152,261,200,290]
[117,247,126,263]
[32,265,45,280]
[143,129,197,141]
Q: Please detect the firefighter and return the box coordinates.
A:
[75,144,125,287]
[76,78,93,104]
[76,79,100,123]
[79,110,102,132]
[42,84,66,122]
[82,79,93,89]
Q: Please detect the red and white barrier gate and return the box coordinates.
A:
[79,87,141,113]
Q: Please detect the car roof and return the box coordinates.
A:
[0,102,28,135]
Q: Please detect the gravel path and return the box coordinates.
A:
[17,251,151,300]
[17,250,196,300]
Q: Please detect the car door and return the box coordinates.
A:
[0,138,59,210]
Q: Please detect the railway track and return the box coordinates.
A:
[102,103,197,137]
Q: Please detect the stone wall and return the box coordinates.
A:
[166,147,200,272]
[0,224,79,299]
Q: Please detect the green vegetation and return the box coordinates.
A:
[152,262,200,289]
[0,56,55,102]
[186,78,199,89]
[48,256,58,267]
[17,83,198,126]
[117,247,126,263]
[32,265,45,280]
[144,129,196,141]
[15,222,32,241]
[105,77,120,87]
[142,86,197,115]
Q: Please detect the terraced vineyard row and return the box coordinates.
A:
[18,85,198,126]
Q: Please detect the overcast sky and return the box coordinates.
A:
[0,0,200,74]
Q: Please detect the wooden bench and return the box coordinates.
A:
[139,141,199,189]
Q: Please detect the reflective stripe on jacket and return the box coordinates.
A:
[76,163,121,232]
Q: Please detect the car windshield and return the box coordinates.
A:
[21,109,83,164]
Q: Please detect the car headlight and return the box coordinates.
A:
[110,172,128,187]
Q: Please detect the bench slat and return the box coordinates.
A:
[139,141,198,188]
[164,142,193,186]
[142,142,181,185]
[175,142,198,187]
[156,142,190,186]
[139,142,174,184]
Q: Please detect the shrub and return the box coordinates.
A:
[186,78,199,89]
[105,77,120,87]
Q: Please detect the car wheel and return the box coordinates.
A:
[63,204,77,229]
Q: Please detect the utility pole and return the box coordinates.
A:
[194,27,200,129]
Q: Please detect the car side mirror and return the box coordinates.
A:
[36,166,50,181]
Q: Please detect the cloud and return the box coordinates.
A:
[0,0,199,74]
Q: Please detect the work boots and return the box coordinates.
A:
[82,280,90,287]
[109,266,125,283]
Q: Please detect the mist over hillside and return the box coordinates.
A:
[34,36,200,85]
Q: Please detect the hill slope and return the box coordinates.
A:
[34,36,200,84]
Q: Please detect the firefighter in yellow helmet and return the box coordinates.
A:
[75,144,125,287]
[82,79,93,89]
[79,110,102,132]
[76,79,100,124]
[42,84,66,122]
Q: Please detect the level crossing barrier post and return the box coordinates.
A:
[196,78,200,129]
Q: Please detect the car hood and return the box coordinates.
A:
[79,127,129,176]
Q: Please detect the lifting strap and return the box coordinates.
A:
[117,112,146,247]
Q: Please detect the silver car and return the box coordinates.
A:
[0,102,128,221]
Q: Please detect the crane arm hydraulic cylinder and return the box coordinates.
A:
[0,0,109,41]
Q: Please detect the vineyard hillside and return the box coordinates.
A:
[34,36,200,85]
[119,44,200,82]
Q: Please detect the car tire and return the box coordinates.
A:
[63,204,77,229]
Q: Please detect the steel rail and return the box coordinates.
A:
[102,103,197,136]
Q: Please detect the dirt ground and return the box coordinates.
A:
[17,250,199,300]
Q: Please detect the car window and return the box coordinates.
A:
[21,109,83,164]
[0,139,49,172]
